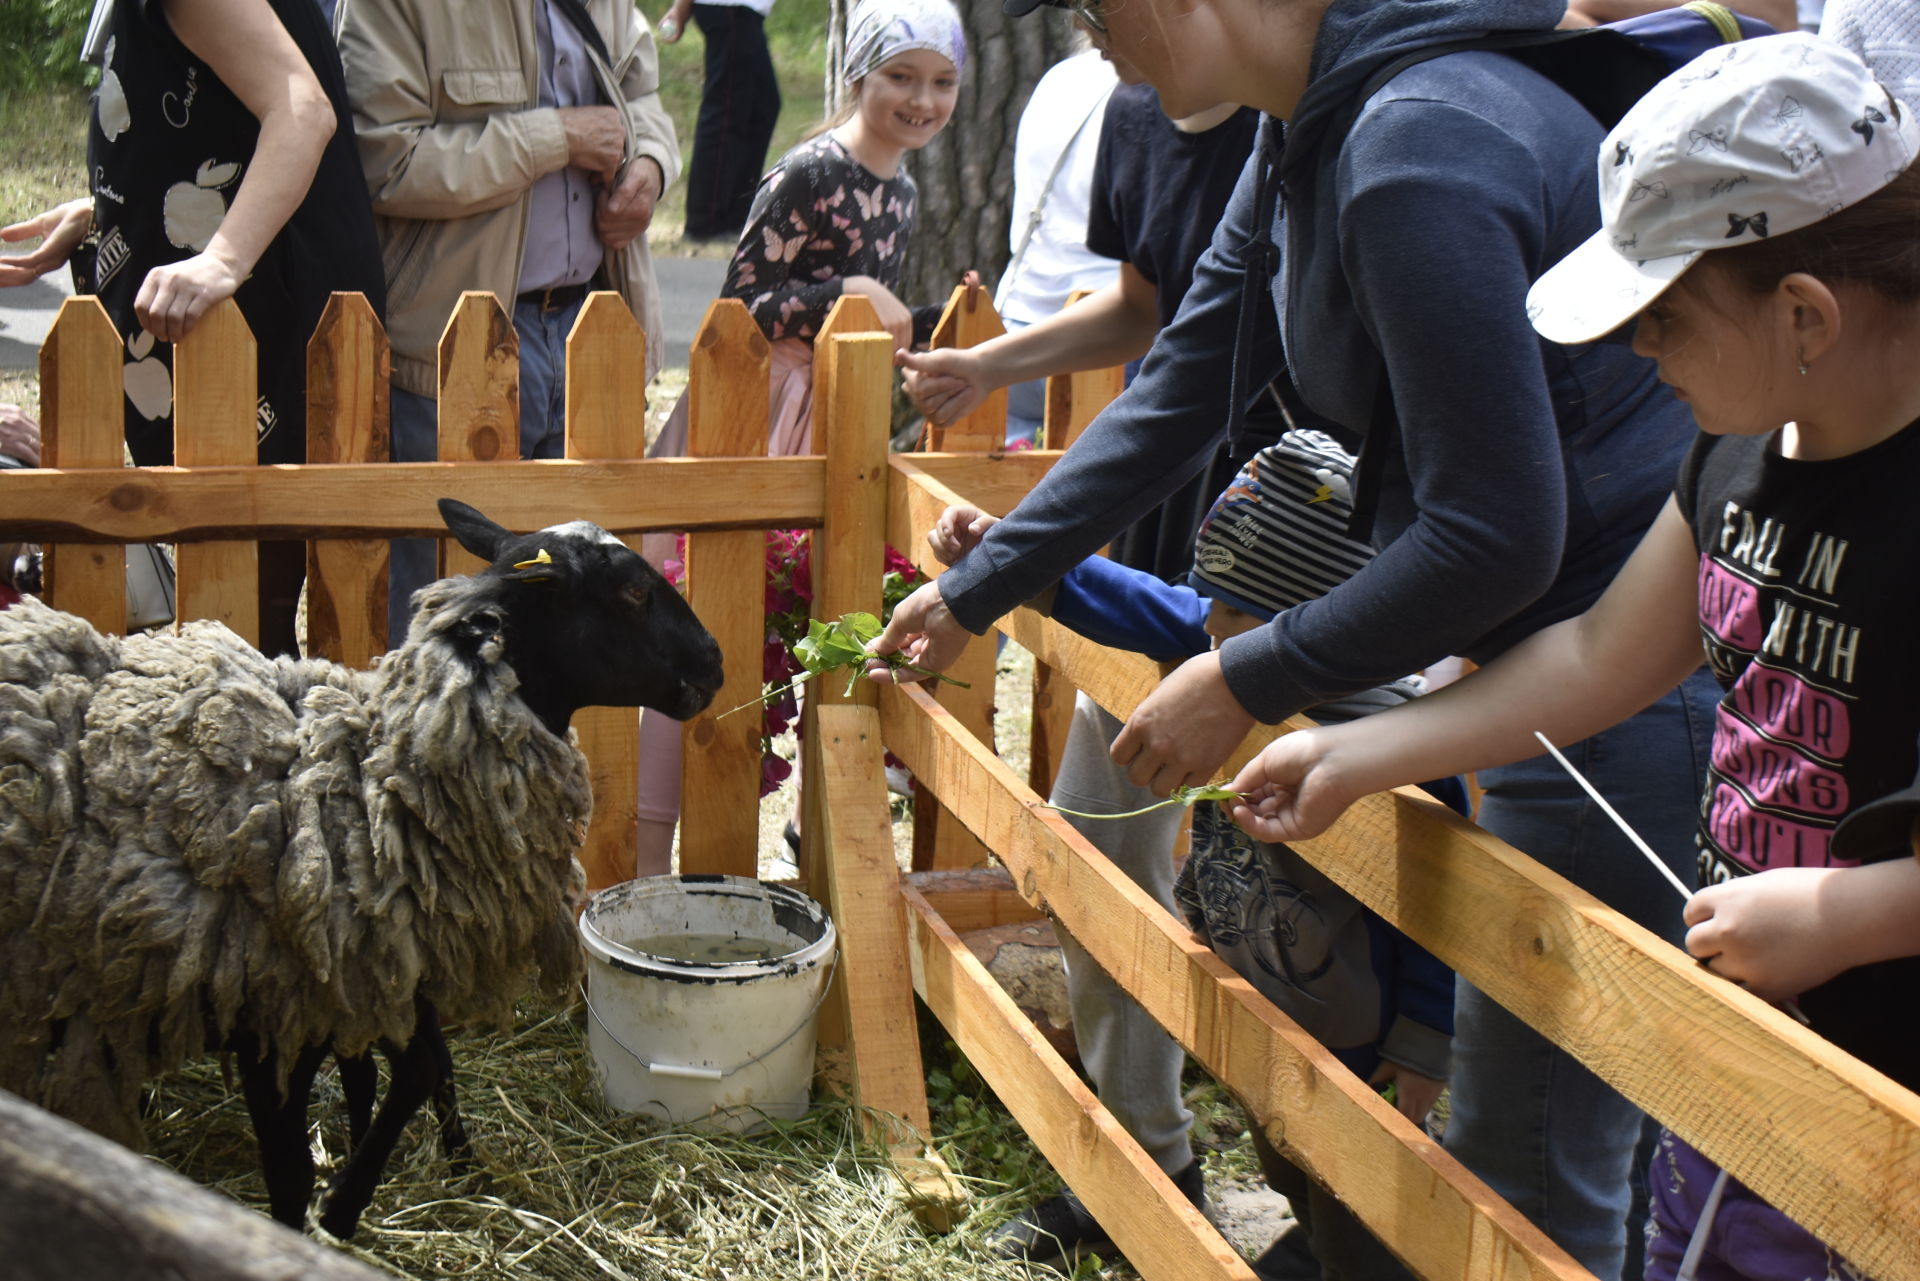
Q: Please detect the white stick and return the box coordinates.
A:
[1532,731,1813,1028]
[1674,1166,1731,1281]
[1533,731,1694,902]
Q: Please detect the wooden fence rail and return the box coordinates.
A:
[882,446,1920,1281]
[11,283,1917,1281]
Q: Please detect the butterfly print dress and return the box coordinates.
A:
[722,132,939,346]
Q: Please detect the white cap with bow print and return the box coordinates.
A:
[1527,32,1919,345]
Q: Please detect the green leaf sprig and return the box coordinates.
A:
[1039,784,1245,821]
[718,611,970,719]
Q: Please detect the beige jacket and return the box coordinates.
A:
[336,0,681,397]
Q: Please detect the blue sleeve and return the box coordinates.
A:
[934,148,1281,632]
[1049,558,1212,662]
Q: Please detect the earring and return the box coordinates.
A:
[1797,348,1810,376]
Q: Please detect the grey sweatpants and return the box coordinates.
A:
[1051,692,1195,1175]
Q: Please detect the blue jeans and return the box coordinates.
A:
[1442,665,1720,1281]
[388,291,586,642]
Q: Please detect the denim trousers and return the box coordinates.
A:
[388,292,585,641]
[1445,665,1720,1281]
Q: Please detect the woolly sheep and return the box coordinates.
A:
[0,499,724,1238]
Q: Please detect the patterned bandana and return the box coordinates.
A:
[843,0,968,85]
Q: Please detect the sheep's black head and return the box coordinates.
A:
[438,500,725,736]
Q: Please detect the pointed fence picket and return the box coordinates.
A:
[678,299,771,878]
[306,292,391,667]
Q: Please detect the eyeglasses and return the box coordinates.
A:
[1065,0,1107,36]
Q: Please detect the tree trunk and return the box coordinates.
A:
[829,0,1080,308]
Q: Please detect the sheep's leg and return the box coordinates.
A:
[236,1035,328,1229]
[416,1002,471,1165]
[337,1051,377,1152]
[317,1025,439,1240]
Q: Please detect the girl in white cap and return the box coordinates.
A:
[1228,32,1920,1281]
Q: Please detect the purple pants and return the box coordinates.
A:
[1644,1130,1873,1281]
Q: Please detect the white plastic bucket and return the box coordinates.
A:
[579,874,836,1132]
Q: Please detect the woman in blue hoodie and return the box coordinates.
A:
[870,2,1725,1276]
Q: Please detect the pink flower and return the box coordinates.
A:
[883,543,916,579]
[760,752,793,797]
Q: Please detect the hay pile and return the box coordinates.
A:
[143,1002,1072,1280]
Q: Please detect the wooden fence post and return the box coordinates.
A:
[566,291,648,892]
[38,298,125,632]
[807,330,964,1224]
[305,293,390,666]
[437,291,518,579]
[172,299,259,644]
[679,300,771,878]
[804,325,891,1066]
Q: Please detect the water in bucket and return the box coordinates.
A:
[579,874,836,1133]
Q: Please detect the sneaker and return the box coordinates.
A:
[1251,1222,1321,1281]
[989,1160,1206,1268]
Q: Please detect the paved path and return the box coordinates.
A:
[0,252,728,374]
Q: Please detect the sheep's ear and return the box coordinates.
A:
[438,499,511,562]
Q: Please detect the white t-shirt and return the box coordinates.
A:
[995,49,1120,327]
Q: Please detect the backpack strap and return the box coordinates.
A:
[1225,115,1284,458]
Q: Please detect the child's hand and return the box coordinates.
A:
[928,504,997,566]
[842,275,913,352]
[898,346,991,426]
[1684,866,1849,1004]
[1370,1061,1445,1127]
[1224,729,1363,842]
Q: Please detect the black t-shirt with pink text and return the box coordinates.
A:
[1677,419,1920,1088]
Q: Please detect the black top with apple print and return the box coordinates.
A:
[80,0,383,465]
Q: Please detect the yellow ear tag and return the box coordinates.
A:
[513,549,553,570]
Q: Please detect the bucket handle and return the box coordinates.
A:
[583,953,838,1083]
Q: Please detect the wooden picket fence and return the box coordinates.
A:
[4,285,1918,1281]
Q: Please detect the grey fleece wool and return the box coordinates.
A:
[0,582,590,1148]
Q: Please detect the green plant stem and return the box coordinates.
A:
[1038,786,1246,821]
[714,657,970,721]
[1038,797,1194,821]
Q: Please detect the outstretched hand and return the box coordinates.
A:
[1112,651,1256,797]
[898,346,990,426]
[863,578,973,684]
[0,199,93,288]
[1224,728,1364,843]
[928,504,997,567]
